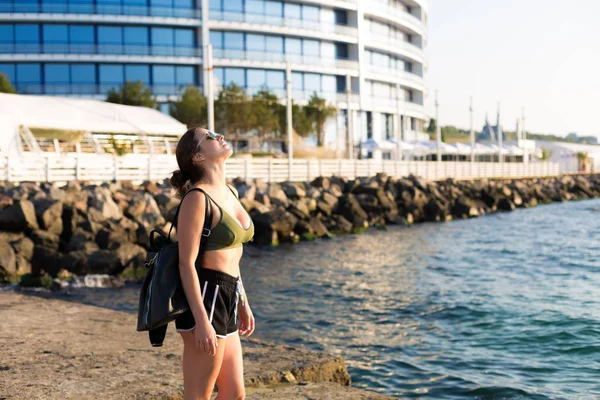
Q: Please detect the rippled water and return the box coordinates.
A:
[30,199,600,399]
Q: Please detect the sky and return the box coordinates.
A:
[425,0,600,138]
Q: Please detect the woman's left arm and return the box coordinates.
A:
[237,277,255,337]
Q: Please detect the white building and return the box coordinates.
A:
[0,0,429,158]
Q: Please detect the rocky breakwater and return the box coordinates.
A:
[0,174,599,285]
[238,173,600,245]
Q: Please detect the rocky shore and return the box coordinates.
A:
[0,174,599,285]
[0,291,392,399]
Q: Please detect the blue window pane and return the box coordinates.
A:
[224,67,244,87]
[44,64,69,83]
[124,27,148,45]
[285,38,301,54]
[97,0,120,14]
[335,43,348,59]
[125,65,150,84]
[153,65,175,83]
[42,0,68,13]
[223,0,241,12]
[10,0,37,13]
[291,71,302,91]
[98,26,122,44]
[335,75,345,93]
[322,75,336,93]
[159,103,169,114]
[71,64,95,83]
[209,31,223,48]
[247,69,265,89]
[265,35,283,53]
[246,34,264,51]
[224,32,243,50]
[15,25,40,43]
[304,73,320,92]
[214,67,224,86]
[124,0,147,4]
[303,5,319,21]
[69,25,94,44]
[174,29,194,47]
[43,25,68,44]
[303,39,319,56]
[284,3,300,19]
[209,0,221,11]
[174,0,192,8]
[0,25,13,44]
[334,9,347,25]
[176,66,194,85]
[16,64,42,83]
[0,64,16,82]
[266,70,284,89]
[265,1,281,16]
[321,42,335,59]
[150,0,171,6]
[99,65,124,83]
[246,0,263,14]
[151,28,173,46]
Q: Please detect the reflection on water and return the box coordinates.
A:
[26,199,600,399]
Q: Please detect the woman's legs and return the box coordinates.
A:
[180,331,226,400]
[215,332,245,400]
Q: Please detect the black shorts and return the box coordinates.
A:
[175,268,240,338]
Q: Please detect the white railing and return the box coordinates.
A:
[0,154,560,184]
[364,32,425,62]
[210,10,358,37]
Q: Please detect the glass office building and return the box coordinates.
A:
[0,0,429,153]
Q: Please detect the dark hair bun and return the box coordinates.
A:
[169,170,190,198]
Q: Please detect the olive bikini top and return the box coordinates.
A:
[202,185,254,251]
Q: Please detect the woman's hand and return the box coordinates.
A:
[238,302,255,337]
[193,319,218,356]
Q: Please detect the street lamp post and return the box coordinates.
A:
[206,44,214,132]
[286,63,293,181]
[435,90,441,163]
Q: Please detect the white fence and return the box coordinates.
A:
[0,154,561,183]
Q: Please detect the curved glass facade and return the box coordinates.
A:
[0,0,429,151]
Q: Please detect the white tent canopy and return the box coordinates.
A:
[0,93,187,154]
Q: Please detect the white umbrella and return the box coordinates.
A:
[355,138,397,151]
[450,142,473,155]
[387,138,415,151]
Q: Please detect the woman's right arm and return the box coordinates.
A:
[177,191,217,355]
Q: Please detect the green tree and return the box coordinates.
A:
[251,87,281,145]
[106,80,157,108]
[215,83,255,150]
[426,118,436,134]
[540,148,553,161]
[0,73,16,94]
[304,93,337,147]
[278,102,312,140]
[576,151,589,172]
[169,85,207,127]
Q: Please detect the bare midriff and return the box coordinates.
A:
[197,247,243,278]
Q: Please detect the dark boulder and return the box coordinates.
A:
[0,200,39,232]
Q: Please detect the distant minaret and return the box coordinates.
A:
[496,101,502,143]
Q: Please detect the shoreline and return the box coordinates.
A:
[0,290,392,399]
[0,174,599,287]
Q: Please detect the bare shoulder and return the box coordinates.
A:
[179,188,207,217]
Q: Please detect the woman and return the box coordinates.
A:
[169,127,255,400]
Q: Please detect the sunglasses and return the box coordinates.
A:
[204,130,224,141]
